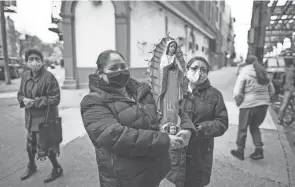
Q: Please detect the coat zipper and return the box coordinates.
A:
[110,152,121,187]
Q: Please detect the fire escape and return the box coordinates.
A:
[265,0,295,55]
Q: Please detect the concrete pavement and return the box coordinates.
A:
[0,67,295,187]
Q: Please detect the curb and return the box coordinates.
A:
[269,107,295,187]
[0,88,18,94]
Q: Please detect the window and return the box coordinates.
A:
[202,47,205,52]
[211,4,215,23]
[189,31,195,52]
[165,16,168,35]
[216,7,219,23]
[196,44,199,51]
[219,12,222,28]
[208,2,211,21]
[199,1,205,14]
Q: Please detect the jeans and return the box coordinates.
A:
[236,105,268,150]
[278,90,294,121]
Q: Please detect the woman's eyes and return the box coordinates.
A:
[109,65,127,71]
[110,67,118,71]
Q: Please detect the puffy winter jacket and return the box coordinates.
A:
[233,64,275,109]
[80,77,194,187]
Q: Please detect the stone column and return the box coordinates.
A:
[60,13,78,89]
[115,13,130,66]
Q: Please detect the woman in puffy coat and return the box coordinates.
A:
[231,55,275,160]
[181,56,229,187]
[80,50,195,187]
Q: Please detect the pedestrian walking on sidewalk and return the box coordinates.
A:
[17,49,63,183]
[231,55,275,160]
[278,59,295,125]
[80,50,195,187]
[181,56,229,187]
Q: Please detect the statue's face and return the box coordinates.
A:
[170,126,177,135]
[168,42,177,54]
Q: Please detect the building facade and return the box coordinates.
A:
[0,17,18,58]
[50,1,235,89]
[219,2,236,67]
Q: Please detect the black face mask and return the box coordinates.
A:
[106,70,130,88]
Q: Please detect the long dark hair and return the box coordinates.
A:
[246,55,270,85]
[166,41,178,55]
[96,50,126,72]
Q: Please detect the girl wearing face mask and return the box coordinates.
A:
[181,56,229,187]
[80,50,195,187]
[17,49,63,183]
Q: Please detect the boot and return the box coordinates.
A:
[44,166,63,183]
[44,151,63,183]
[250,148,264,160]
[20,162,37,180]
[231,148,244,160]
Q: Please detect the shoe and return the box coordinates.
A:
[20,163,37,180]
[250,148,264,160]
[231,149,244,160]
[44,166,63,183]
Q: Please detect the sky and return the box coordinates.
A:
[10,0,254,56]
[9,0,59,43]
[226,0,253,58]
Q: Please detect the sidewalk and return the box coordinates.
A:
[0,67,295,187]
[0,66,65,94]
[1,116,294,187]
[0,78,20,94]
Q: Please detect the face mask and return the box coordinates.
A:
[28,61,43,72]
[186,69,208,84]
[106,70,130,88]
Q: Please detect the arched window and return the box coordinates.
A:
[188,30,195,53]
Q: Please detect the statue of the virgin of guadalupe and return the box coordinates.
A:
[147,37,187,187]
[158,40,185,125]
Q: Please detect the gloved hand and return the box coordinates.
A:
[234,94,244,107]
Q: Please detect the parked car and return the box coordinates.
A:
[0,57,23,80]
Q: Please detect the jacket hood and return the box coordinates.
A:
[241,64,270,85]
[87,73,152,103]
[81,76,153,116]
[243,64,256,78]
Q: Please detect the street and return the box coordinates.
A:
[0,67,295,187]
